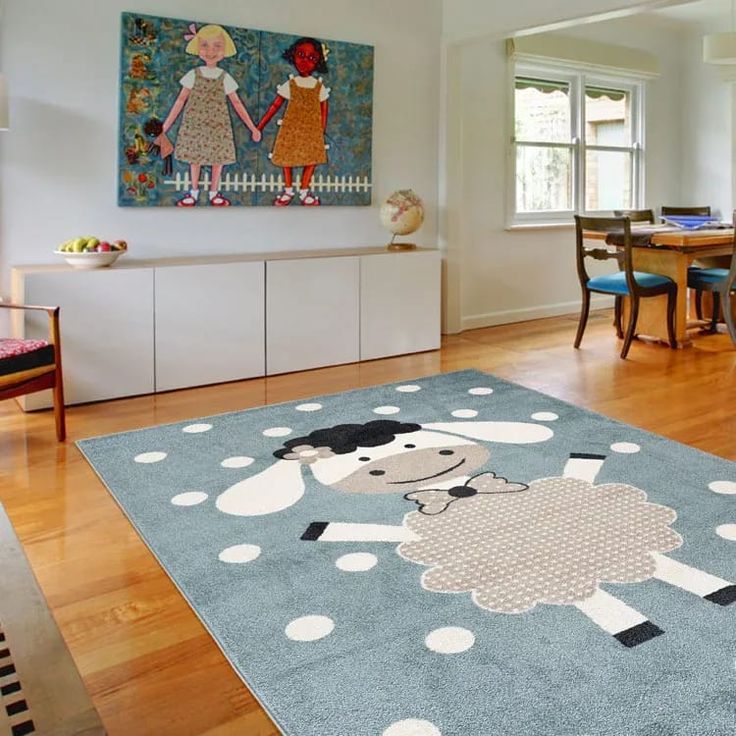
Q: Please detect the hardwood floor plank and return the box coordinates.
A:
[1,311,734,735]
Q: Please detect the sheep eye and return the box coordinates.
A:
[404,443,416,449]
[369,470,386,476]
[359,456,370,462]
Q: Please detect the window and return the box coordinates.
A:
[511,65,644,226]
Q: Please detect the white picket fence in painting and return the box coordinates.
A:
[163,171,373,194]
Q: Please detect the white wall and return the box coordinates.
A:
[0,0,441,306]
[679,22,733,218]
[442,14,688,332]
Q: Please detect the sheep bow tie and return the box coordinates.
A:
[405,472,529,516]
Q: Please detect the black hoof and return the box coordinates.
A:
[705,585,736,607]
[301,522,328,541]
[614,621,664,648]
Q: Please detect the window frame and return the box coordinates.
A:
[508,61,645,227]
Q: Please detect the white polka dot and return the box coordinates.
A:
[396,385,422,393]
[451,409,478,419]
[134,451,167,464]
[531,412,558,422]
[218,544,262,564]
[382,719,442,736]
[296,403,322,412]
[709,481,736,495]
[373,406,400,415]
[716,524,736,541]
[336,553,378,572]
[285,615,334,642]
[468,387,493,396]
[263,427,292,437]
[610,442,641,454]
[221,456,255,469]
[424,626,475,654]
[171,491,208,506]
[182,423,212,434]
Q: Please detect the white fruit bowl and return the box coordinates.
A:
[54,250,124,269]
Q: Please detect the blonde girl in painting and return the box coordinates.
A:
[161,23,261,207]
[257,37,331,207]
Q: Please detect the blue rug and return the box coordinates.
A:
[77,370,736,736]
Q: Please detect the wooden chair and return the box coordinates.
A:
[0,303,65,440]
[687,211,736,342]
[613,209,656,224]
[574,216,678,359]
[610,211,657,334]
[661,206,712,217]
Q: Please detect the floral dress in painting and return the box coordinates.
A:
[175,67,237,165]
[270,76,329,168]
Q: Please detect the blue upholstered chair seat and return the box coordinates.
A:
[587,271,672,295]
[688,267,732,288]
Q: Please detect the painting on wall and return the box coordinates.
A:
[118,12,374,207]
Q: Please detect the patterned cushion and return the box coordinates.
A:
[0,339,55,377]
[587,271,673,296]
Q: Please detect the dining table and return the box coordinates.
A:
[584,225,735,347]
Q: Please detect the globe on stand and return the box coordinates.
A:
[380,189,424,251]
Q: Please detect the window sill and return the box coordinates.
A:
[505,222,575,232]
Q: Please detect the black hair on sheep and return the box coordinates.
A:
[273,420,420,459]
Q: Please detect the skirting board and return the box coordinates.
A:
[460,296,615,332]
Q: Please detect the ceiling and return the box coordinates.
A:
[652,0,733,28]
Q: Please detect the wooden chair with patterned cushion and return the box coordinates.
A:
[0,303,65,440]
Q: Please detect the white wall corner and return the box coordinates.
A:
[438,41,464,334]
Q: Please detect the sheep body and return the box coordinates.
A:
[398,475,682,613]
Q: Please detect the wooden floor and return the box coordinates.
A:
[1,311,735,736]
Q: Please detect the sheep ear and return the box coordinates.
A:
[422,421,553,444]
[216,459,305,516]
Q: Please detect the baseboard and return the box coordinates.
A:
[460,296,615,332]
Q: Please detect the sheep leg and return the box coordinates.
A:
[563,453,606,483]
[574,588,664,647]
[301,521,419,543]
[651,553,736,606]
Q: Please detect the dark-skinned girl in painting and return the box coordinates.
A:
[257,38,330,207]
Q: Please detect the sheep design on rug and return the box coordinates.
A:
[215,418,735,647]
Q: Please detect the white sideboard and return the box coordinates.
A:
[155,262,265,392]
[360,251,442,360]
[267,256,361,374]
[15,268,155,410]
[11,247,441,410]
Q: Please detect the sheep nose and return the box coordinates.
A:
[438,449,455,456]
[448,486,477,498]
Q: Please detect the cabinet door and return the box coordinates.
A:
[266,257,360,374]
[360,251,441,360]
[20,268,154,408]
[155,262,265,391]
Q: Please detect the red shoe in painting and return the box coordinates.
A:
[299,191,321,207]
[209,192,231,207]
[176,193,198,207]
[274,189,296,207]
